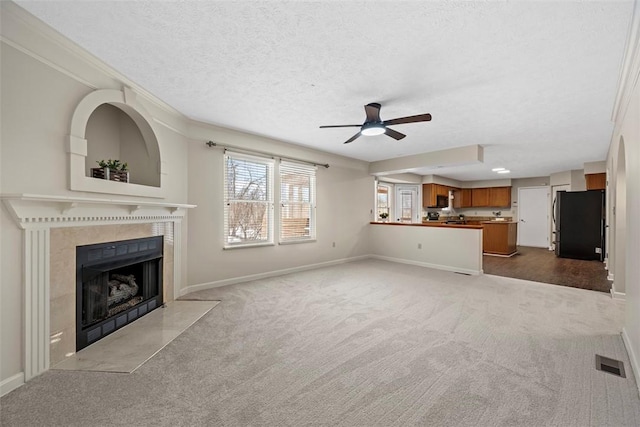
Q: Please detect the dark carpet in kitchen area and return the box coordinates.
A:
[483,246,611,293]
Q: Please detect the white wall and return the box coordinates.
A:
[185,123,374,288]
[607,0,640,393]
[369,224,482,275]
[0,5,190,388]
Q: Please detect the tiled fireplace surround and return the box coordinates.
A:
[2,195,194,382]
[49,223,174,366]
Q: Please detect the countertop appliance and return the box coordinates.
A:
[426,212,440,221]
[554,190,604,261]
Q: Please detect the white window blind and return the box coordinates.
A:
[224,152,274,248]
[279,161,316,242]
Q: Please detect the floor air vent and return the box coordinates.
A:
[595,354,626,378]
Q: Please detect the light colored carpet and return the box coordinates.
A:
[2,259,639,426]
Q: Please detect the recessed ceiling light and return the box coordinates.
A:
[492,167,505,172]
[497,170,511,174]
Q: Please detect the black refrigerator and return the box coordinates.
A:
[554,190,604,260]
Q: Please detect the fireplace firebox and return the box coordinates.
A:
[76,236,163,350]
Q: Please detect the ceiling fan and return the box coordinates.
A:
[319,103,432,144]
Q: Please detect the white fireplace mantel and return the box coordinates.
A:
[1,193,196,229]
[1,193,196,384]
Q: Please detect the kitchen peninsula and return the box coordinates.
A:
[369,221,483,275]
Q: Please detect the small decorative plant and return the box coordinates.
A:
[379,212,389,220]
[97,159,128,171]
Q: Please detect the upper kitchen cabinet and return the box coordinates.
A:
[423,183,455,207]
[471,188,490,207]
[488,187,512,207]
[585,173,606,190]
[422,184,436,207]
[470,186,511,208]
[454,188,472,209]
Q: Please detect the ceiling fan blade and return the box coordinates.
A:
[385,127,406,140]
[364,103,381,122]
[343,132,362,144]
[319,124,361,128]
[384,113,432,126]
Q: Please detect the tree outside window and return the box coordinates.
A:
[224,153,274,247]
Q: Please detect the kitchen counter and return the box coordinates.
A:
[482,221,518,256]
[369,221,483,275]
[372,221,482,230]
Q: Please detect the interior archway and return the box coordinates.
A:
[68,88,164,198]
[614,136,627,295]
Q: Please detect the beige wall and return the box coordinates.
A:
[185,123,374,288]
[0,7,189,387]
[607,0,640,393]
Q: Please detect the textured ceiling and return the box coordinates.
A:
[15,1,633,181]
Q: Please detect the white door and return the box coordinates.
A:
[551,184,570,250]
[518,186,550,247]
[395,185,420,223]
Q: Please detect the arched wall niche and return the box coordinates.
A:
[68,87,165,198]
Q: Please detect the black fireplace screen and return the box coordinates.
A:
[76,236,163,350]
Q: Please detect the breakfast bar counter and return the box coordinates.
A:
[369,221,483,275]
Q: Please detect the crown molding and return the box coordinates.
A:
[611,0,640,126]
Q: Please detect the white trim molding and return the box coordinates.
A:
[611,0,640,125]
[68,88,165,198]
[610,288,626,300]
[1,193,195,382]
[0,373,25,397]
[622,327,640,396]
[1,194,194,229]
[180,255,370,297]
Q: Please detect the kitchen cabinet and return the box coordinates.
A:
[471,188,490,207]
[454,188,472,208]
[488,187,511,207]
[423,184,452,207]
[422,184,436,207]
[482,221,517,256]
[585,173,606,190]
[435,184,450,197]
[470,187,511,208]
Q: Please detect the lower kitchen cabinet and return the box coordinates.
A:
[482,221,517,256]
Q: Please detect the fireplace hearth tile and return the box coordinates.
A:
[51,300,219,373]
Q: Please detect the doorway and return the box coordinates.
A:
[395,185,420,223]
[518,186,550,247]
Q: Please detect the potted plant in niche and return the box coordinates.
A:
[91,159,129,183]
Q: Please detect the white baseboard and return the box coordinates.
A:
[180,255,370,297]
[369,254,482,276]
[608,273,614,281]
[1,372,24,397]
[610,288,626,299]
[622,327,640,397]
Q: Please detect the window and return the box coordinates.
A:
[280,161,316,242]
[224,152,274,248]
[377,183,392,221]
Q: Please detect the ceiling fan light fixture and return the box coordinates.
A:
[361,123,386,136]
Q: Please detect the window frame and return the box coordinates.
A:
[376,181,394,222]
[279,160,317,244]
[223,151,275,249]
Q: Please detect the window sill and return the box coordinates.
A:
[279,239,317,245]
[223,242,275,250]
